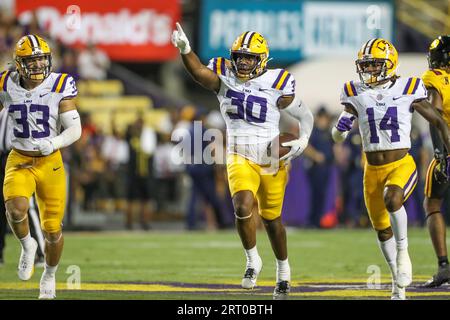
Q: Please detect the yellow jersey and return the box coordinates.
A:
[422,68,450,126]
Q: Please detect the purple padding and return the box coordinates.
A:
[282,158,310,226]
[322,165,338,219]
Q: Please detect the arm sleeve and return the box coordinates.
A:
[282,95,313,138]
[50,109,82,149]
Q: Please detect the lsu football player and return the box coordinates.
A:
[421,35,450,288]
[171,23,313,299]
[0,35,81,299]
[331,38,450,299]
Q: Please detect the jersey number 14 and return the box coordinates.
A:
[366,106,400,143]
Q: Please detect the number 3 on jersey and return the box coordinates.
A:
[225,89,267,123]
[366,106,400,143]
[9,104,50,139]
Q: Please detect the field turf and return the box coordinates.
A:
[0,228,449,300]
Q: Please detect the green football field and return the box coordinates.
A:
[0,228,449,300]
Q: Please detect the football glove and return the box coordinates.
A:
[280,135,309,161]
[171,22,191,55]
[433,149,450,183]
[335,115,355,132]
[38,139,54,156]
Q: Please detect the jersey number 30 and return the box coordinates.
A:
[9,104,50,138]
[225,89,267,123]
[366,106,400,143]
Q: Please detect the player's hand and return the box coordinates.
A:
[335,115,355,132]
[171,22,191,55]
[280,135,309,161]
[38,139,54,156]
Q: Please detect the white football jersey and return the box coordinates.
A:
[207,57,295,164]
[340,77,427,152]
[0,71,77,152]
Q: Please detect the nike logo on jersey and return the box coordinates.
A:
[39,92,49,97]
[53,167,61,171]
[259,88,270,92]
[393,96,404,100]
[72,117,79,120]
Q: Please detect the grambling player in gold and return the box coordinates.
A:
[421,35,450,288]
[0,35,81,299]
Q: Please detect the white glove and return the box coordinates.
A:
[280,135,309,161]
[38,139,54,156]
[171,22,191,55]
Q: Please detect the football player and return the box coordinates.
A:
[331,38,450,299]
[0,35,81,299]
[171,23,313,299]
[421,35,450,288]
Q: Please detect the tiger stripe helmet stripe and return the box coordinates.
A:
[243,32,256,49]
[364,38,378,55]
[239,31,249,48]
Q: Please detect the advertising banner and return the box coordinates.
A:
[200,0,393,63]
[16,0,180,61]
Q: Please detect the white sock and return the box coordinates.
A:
[44,264,58,277]
[377,236,397,281]
[276,258,291,283]
[19,233,34,251]
[245,246,261,269]
[389,206,408,250]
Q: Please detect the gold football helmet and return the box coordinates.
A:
[356,38,398,86]
[230,31,269,80]
[14,34,52,81]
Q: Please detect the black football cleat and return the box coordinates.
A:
[273,281,290,300]
[422,264,450,288]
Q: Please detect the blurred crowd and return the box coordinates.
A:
[0,9,435,231]
[0,10,110,81]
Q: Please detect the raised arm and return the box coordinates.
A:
[171,22,220,92]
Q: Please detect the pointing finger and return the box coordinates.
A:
[176,22,184,33]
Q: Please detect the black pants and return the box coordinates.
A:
[0,152,44,259]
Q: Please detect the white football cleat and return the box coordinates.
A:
[39,272,56,299]
[18,238,38,281]
[241,256,263,289]
[396,248,412,288]
[391,282,406,300]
